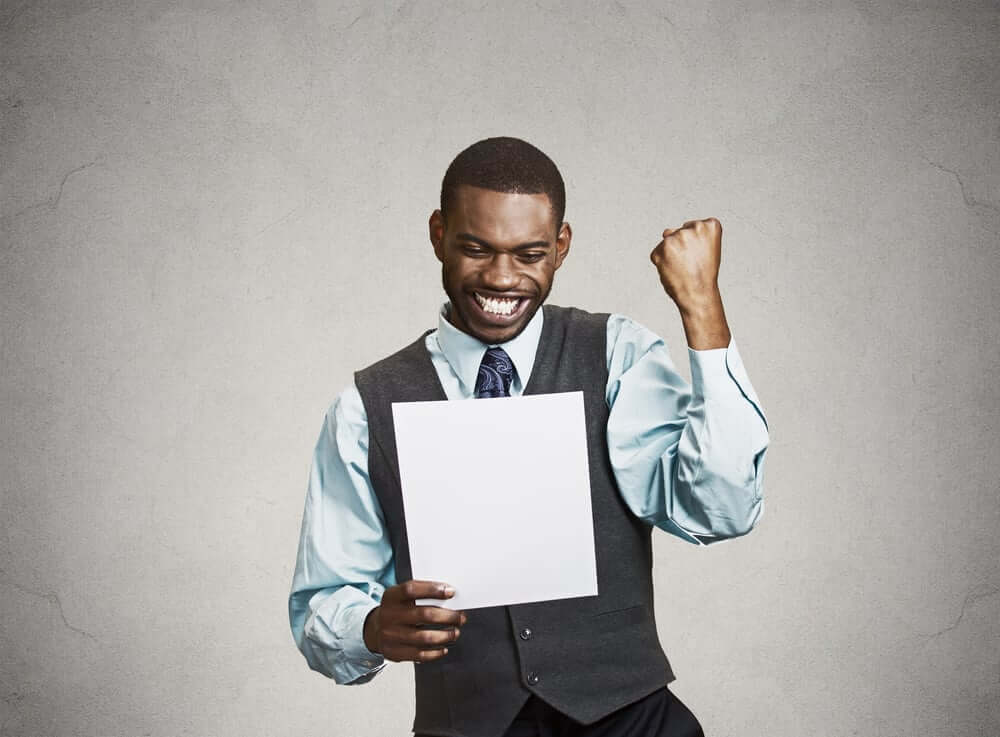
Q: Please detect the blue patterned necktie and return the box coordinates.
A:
[474,347,515,398]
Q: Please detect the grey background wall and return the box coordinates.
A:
[2,1,998,735]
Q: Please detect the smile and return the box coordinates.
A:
[472,292,530,322]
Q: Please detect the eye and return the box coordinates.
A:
[461,245,488,257]
[519,253,545,263]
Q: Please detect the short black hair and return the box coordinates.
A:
[440,136,566,235]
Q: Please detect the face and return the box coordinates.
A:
[429,185,571,344]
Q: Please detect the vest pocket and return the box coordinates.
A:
[590,603,648,626]
[557,603,653,640]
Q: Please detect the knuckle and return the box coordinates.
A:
[424,609,442,623]
[418,629,440,644]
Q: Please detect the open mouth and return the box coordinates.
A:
[471,291,531,324]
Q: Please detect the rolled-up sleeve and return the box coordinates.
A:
[288,382,396,683]
[605,314,770,545]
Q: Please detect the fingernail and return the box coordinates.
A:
[442,585,455,596]
[443,648,449,654]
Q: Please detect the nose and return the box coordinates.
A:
[482,253,518,290]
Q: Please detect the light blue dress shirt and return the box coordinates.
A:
[289,301,769,685]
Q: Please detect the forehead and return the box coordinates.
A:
[448,185,555,242]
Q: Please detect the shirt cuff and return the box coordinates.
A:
[306,587,387,684]
[688,336,736,400]
[688,336,768,430]
[342,598,385,671]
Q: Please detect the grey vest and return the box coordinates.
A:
[355,303,675,737]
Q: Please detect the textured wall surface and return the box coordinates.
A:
[2,1,998,735]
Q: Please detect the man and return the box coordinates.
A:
[289,137,769,737]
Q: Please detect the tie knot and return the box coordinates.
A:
[475,347,515,398]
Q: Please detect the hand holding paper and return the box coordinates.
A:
[363,579,467,664]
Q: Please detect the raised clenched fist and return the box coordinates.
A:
[649,217,723,311]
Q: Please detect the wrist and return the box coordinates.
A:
[363,605,381,654]
[677,291,731,350]
[674,285,723,318]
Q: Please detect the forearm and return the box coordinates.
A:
[288,383,393,684]
[671,335,769,541]
[677,287,731,351]
[604,313,769,545]
[668,397,768,541]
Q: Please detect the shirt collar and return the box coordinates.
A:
[436,300,545,395]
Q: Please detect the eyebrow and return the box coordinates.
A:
[455,233,551,251]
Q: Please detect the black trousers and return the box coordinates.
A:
[416,686,705,737]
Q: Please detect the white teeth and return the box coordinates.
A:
[475,293,520,316]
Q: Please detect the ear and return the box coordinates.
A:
[429,209,445,263]
[554,221,572,270]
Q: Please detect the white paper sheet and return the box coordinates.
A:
[391,391,599,610]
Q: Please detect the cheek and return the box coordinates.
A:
[447,264,468,284]
[443,261,477,292]
[527,262,554,283]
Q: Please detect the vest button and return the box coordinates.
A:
[519,627,532,640]
[526,671,540,685]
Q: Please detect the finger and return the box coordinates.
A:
[405,605,466,626]
[398,580,456,602]
[382,624,459,648]
[389,644,451,664]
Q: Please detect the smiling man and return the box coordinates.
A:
[288,137,770,737]
[432,183,567,345]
